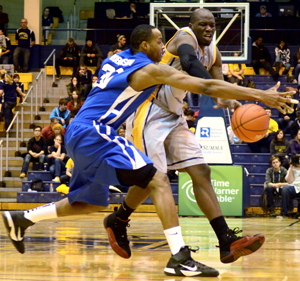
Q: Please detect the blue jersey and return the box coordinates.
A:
[75,49,157,130]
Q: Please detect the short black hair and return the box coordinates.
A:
[265,107,272,113]
[34,126,42,131]
[130,24,156,53]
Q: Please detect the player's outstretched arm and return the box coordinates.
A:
[130,63,296,114]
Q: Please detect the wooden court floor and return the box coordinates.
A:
[0,212,300,281]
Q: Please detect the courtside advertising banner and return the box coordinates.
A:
[195,117,232,164]
[178,166,243,216]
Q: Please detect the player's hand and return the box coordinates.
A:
[261,82,298,114]
[213,98,241,111]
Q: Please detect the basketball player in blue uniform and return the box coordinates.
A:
[3,25,295,277]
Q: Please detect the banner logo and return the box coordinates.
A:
[200,127,210,138]
[181,180,195,202]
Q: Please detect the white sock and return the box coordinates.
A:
[24,202,58,223]
[164,226,185,255]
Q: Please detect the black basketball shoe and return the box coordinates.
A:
[219,228,265,263]
[2,211,34,254]
[164,246,219,277]
[103,212,131,258]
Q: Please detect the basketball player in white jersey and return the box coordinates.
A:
[121,9,275,266]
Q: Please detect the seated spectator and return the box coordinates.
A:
[75,64,92,100]
[0,70,25,130]
[19,126,47,178]
[41,117,65,141]
[248,107,279,153]
[47,135,67,182]
[227,53,246,85]
[290,129,300,155]
[42,7,53,42]
[107,35,128,57]
[117,126,125,137]
[67,91,83,114]
[221,64,229,81]
[13,18,35,73]
[274,40,291,75]
[290,111,300,139]
[0,27,11,64]
[79,38,103,69]
[255,5,272,17]
[49,98,71,129]
[292,47,300,84]
[92,75,98,88]
[47,123,64,148]
[119,2,139,19]
[55,38,80,80]
[264,156,287,216]
[66,76,84,100]
[60,157,74,187]
[270,129,290,169]
[279,155,300,217]
[13,74,24,103]
[0,5,9,30]
[278,94,297,134]
[251,37,279,81]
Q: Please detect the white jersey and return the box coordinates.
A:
[127,27,217,172]
[156,26,216,115]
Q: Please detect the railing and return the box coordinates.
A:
[5,111,21,177]
[44,49,57,89]
[0,139,4,186]
[35,70,44,120]
[67,0,80,39]
[20,86,34,146]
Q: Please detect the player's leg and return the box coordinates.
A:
[104,167,219,277]
[2,198,106,254]
[166,123,265,263]
[3,162,108,254]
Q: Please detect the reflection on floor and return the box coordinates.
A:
[0,212,300,281]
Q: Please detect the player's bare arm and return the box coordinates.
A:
[167,32,197,56]
[210,48,242,110]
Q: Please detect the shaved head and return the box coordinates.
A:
[190,8,214,24]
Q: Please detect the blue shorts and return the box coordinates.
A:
[65,119,153,206]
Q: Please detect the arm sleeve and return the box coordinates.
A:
[290,140,296,154]
[27,138,33,152]
[265,169,272,185]
[270,141,276,154]
[177,44,212,79]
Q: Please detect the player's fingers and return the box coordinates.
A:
[279,91,297,97]
[280,103,295,114]
[270,81,281,91]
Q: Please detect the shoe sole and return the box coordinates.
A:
[103,216,130,259]
[164,267,219,277]
[221,234,265,263]
[2,212,25,254]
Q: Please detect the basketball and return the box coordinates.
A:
[231,104,270,143]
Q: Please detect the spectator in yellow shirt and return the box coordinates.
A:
[57,158,74,194]
[248,107,279,153]
[227,53,246,85]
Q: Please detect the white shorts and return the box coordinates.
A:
[129,100,206,173]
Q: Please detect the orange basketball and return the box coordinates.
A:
[231,104,270,143]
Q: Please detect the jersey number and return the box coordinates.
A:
[99,64,124,89]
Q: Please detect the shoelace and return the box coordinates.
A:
[216,227,243,248]
[227,227,243,237]
[186,246,200,253]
